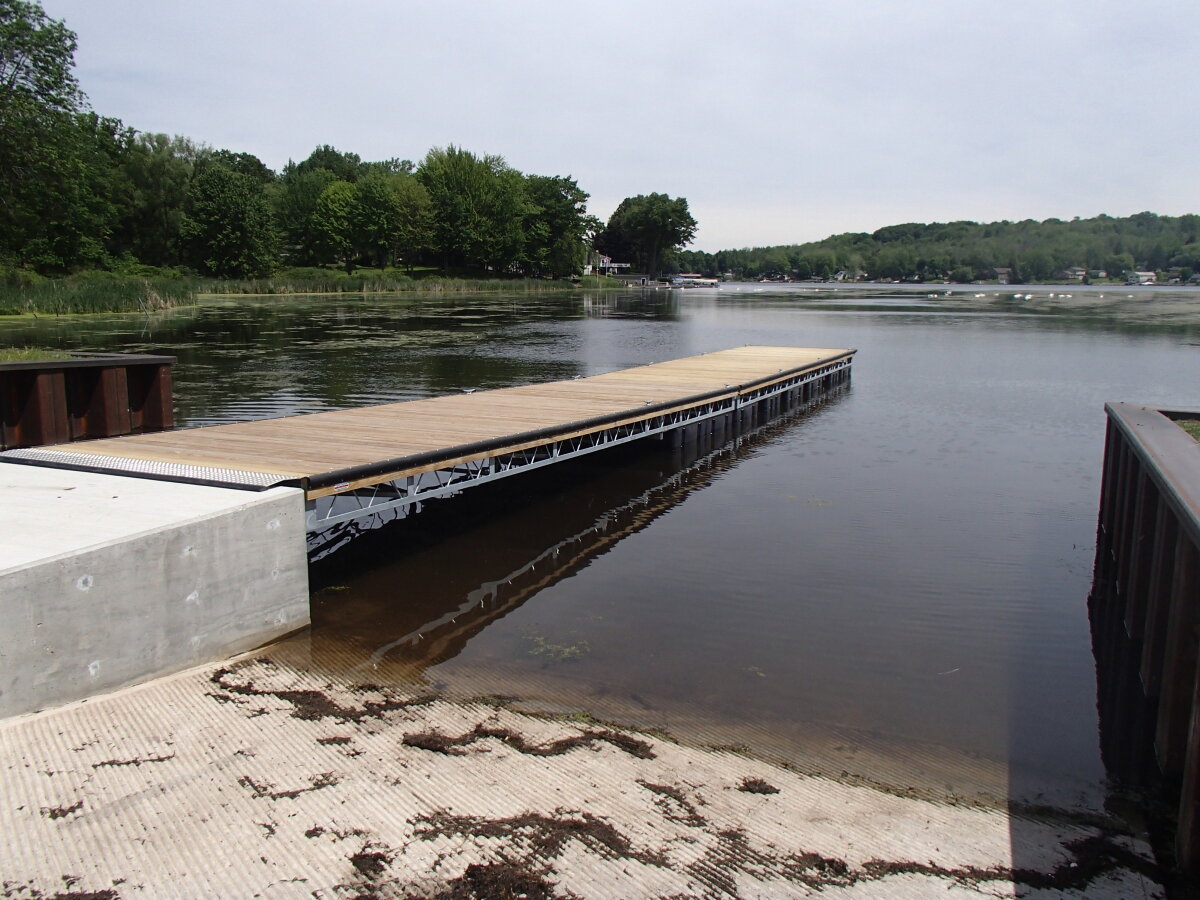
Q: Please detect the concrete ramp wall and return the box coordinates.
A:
[0,463,310,719]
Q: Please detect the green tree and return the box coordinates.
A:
[388,175,434,272]
[275,165,336,266]
[1105,252,1135,279]
[597,193,697,277]
[807,248,838,279]
[312,180,357,273]
[0,0,78,110]
[1017,247,1056,281]
[522,174,590,278]
[417,145,530,272]
[0,0,90,269]
[111,132,198,267]
[206,148,274,184]
[37,111,130,271]
[181,164,277,277]
[360,157,414,177]
[296,145,362,182]
[352,173,400,268]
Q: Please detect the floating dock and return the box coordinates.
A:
[2,346,855,534]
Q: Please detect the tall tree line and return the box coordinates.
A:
[0,1,596,280]
[676,213,1200,283]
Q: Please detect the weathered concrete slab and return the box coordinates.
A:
[0,463,308,717]
[0,653,1166,898]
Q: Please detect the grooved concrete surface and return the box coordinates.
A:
[0,654,1165,899]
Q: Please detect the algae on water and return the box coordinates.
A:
[524,632,591,663]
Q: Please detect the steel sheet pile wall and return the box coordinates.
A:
[0,353,174,450]
[1092,402,1200,868]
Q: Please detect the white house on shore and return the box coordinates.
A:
[583,254,631,277]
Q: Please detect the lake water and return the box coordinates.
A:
[7,283,1200,814]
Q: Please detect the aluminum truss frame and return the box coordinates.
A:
[304,357,851,533]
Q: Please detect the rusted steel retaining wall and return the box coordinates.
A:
[0,353,174,450]
[1093,402,1200,868]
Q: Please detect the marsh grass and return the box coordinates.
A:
[576,275,627,289]
[199,268,581,295]
[0,266,599,316]
[0,346,71,362]
[0,276,196,316]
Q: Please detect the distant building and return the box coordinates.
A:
[1063,267,1087,281]
[584,254,632,277]
[990,267,1013,284]
[1126,271,1157,285]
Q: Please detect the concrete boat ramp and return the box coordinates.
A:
[0,348,1169,897]
[0,652,1166,898]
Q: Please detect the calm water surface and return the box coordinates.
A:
[8,284,1200,810]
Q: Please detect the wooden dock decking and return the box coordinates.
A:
[0,346,854,500]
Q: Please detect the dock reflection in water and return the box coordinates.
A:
[302,385,847,681]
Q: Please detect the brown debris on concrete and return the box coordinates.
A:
[734,777,779,795]
[0,653,1169,899]
[425,862,560,900]
[402,724,654,759]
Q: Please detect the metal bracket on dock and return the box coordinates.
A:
[0,448,290,491]
[304,357,852,535]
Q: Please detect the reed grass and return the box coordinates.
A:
[0,266,598,316]
[197,268,580,295]
[0,276,196,316]
[576,275,627,289]
[0,346,71,362]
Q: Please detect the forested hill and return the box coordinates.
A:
[676,213,1200,283]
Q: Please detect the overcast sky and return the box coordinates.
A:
[41,0,1200,252]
